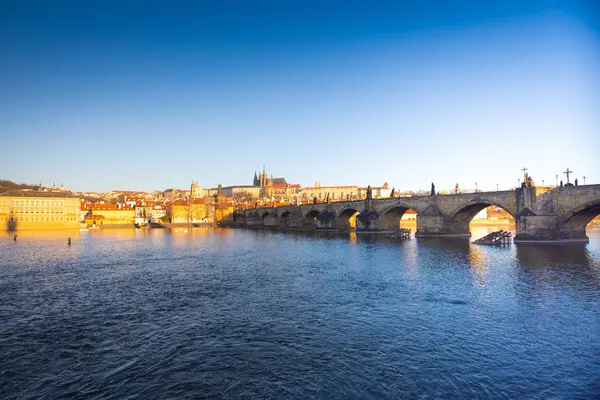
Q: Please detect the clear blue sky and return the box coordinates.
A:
[1,0,599,192]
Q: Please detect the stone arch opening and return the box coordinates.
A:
[261,211,279,227]
[379,205,417,230]
[450,202,515,236]
[303,210,320,228]
[280,211,291,227]
[561,201,600,239]
[261,211,271,223]
[334,208,360,229]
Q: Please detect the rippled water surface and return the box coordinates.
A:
[1,228,600,399]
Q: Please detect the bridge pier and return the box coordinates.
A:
[245,212,261,227]
[316,211,336,229]
[414,215,471,237]
[263,214,280,228]
[514,215,589,243]
[356,210,381,231]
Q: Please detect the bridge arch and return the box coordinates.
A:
[279,210,292,227]
[334,207,360,229]
[560,200,600,239]
[303,209,320,228]
[378,204,418,230]
[261,211,279,227]
[447,200,516,235]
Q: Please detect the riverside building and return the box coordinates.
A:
[0,192,80,229]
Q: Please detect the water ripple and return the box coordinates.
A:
[1,228,599,399]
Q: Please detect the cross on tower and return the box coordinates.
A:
[521,167,528,181]
[563,168,573,184]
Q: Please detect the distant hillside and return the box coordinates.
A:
[0,179,39,193]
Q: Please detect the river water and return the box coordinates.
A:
[1,227,599,399]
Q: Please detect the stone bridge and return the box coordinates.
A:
[239,185,600,242]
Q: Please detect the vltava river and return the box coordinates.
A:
[1,228,599,399]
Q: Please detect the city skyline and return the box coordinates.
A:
[1,166,594,195]
[1,0,599,192]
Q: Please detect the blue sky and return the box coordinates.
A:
[1,0,599,192]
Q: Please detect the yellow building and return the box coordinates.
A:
[189,199,207,222]
[300,185,360,201]
[169,198,208,224]
[85,204,135,227]
[0,193,80,230]
[213,186,234,223]
[215,203,234,223]
[170,199,189,224]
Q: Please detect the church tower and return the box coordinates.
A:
[191,180,202,198]
[260,166,267,187]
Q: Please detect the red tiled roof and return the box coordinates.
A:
[92,204,118,211]
[303,186,358,189]
[85,215,105,220]
[92,204,134,211]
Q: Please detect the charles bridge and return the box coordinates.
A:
[239,184,600,242]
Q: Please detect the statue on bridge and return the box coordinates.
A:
[431,182,436,196]
[455,183,459,194]
[524,173,535,188]
[313,196,317,205]
[366,185,372,200]
[390,188,395,198]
